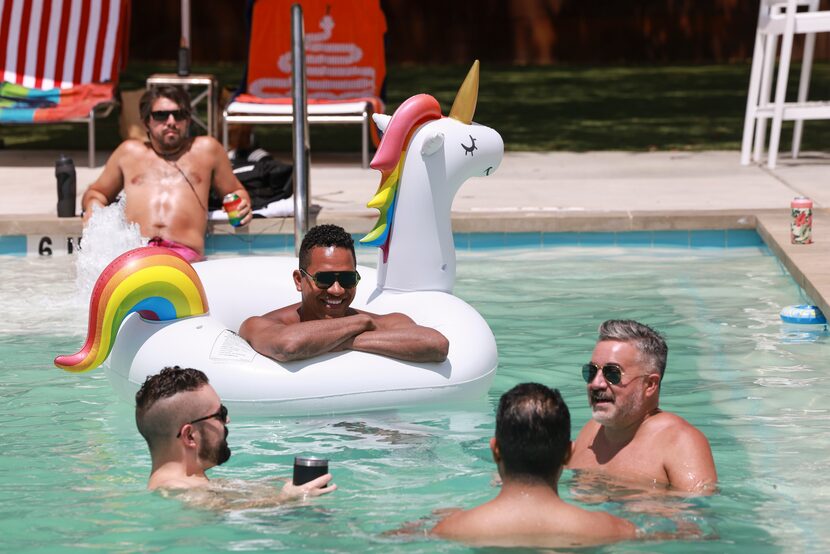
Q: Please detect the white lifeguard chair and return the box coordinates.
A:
[740,0,830,168]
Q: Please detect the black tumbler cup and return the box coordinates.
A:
[293,457,328,486]
[55,154,76,217]
[177,46,190,76]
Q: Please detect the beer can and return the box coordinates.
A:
[222,193,243,227]
[790,196,813,245]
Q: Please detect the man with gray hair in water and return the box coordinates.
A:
[568,320,717,492]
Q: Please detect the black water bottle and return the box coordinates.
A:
[56,154,76,217]
[177,46,190,76]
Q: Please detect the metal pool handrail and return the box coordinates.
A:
[291,3,310,256]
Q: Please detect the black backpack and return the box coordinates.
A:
[209,148,293,211]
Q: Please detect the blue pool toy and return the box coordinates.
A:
[779,305,827,325]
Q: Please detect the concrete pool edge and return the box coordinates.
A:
[755,211,830,320]
[0,208,770,236]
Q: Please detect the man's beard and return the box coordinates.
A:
[199,425,232,466]
[151,127,186,153]
[590,389,644,427]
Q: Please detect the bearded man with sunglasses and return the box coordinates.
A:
[240,224,449,363]
[81,86,252,262]
[136,366,334,502]
[568,320,717,492]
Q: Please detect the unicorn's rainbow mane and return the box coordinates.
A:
[55,247,209,373]
[361,94,442,259]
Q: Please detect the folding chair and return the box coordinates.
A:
[741,0,830,168]
[223,0,386,168]
[0,0,131,167]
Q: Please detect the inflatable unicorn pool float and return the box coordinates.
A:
[55,62,504,416]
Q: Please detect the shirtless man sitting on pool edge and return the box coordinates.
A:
[81,86,252,262]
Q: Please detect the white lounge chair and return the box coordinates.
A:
[0,0,131,167]
[222,0,387,168]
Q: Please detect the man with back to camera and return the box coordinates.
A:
[239,224,449,363]
[135,366,334,505]
[431,382,637,548]
[81,86,252,262]
[568,319,717,492]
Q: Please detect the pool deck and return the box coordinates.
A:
[1,148,828,317]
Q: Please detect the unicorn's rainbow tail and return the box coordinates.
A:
[55,247,209,373]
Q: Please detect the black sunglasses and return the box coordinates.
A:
[582,362,627,385]
[176,404,228,437]
[150,109,188,122]
[300,268,361,289]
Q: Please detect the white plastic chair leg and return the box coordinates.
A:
[768,0,799,169]
[754,32,778,163]
[361,110,369,169]
[792,30,816,159]
[88,113,96,168]
[741,29,767,165]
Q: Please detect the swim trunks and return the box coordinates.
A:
[147,237,205,263]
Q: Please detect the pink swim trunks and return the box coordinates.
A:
[147,237,205,263]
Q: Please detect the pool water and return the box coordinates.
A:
[1,244,828,552]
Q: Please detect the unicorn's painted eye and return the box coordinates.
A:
[461,135,478,156]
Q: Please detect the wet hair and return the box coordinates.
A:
[135,366,208,445]
[495,383,571,481]
[598,319,668,379]
[298,224,356,270]
[138,85,192,124]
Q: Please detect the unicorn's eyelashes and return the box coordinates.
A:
[461,135,478,156]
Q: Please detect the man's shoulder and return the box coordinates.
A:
[190,135,226,155]
[101,140,150,174]
[644,410,705,439]
[115,138,150,157]
[573,418,602,442]
[435,500,635,543]
[253,304,302,325]
[432,505,491,537]
[368,311,416,327]
[646,411,717,490]
[185,136,231,168]
[594,513,637,539]
[149,475,206,491]
[567,502,636,534]
[639,410,713,457]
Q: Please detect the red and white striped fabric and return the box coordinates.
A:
[0,0,130,90]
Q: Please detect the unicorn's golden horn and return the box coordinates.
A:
[449,60,479,124]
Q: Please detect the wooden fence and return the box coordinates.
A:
[128,0,830,64]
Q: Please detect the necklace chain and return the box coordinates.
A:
[148,137,207,212]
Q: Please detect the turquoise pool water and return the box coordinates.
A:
[1,242,828,552]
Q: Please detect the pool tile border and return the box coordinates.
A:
[0,235,26,256]
[449,229,764,251]
[0,228,766,257]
